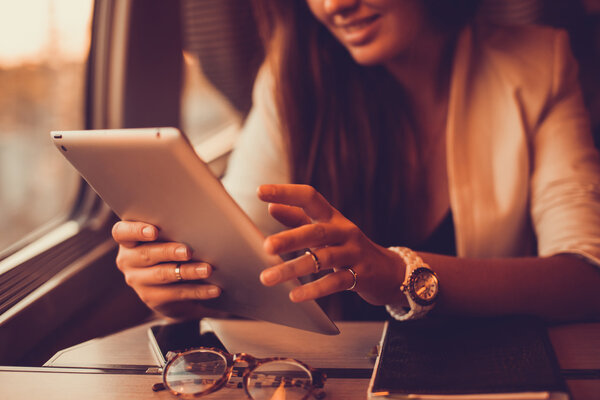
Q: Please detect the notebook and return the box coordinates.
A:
[368,316,569,399]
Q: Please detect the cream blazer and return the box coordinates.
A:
[223,24,600,266]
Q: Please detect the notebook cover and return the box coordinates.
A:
[370,316,568,396]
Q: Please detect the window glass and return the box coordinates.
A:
[0,0,94,252]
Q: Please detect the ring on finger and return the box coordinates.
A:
[305,248,321,273]
[174,263,183,281]
[346,268,357,291]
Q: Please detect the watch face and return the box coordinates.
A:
[409,267,439,306]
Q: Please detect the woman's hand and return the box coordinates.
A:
[112,221,221,316]
[257,184,407,306]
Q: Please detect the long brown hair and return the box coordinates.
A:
[252,1,478,246]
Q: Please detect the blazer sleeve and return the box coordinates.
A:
[530,30,600,267]
[221,65,290,236]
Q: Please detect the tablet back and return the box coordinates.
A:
[51,127,338,335]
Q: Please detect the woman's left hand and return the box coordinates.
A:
[258,184,407,306]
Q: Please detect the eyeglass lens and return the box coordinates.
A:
[165,350,228,395]
[247,360,313,400]
[165,349,314,400]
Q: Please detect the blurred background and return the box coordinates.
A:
[0,0,248,253]
[0,0,91,251]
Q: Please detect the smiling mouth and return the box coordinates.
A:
[339,14,380,34]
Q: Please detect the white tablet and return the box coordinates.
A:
[51,127,339,335]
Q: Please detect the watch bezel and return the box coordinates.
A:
[407,267,439,307]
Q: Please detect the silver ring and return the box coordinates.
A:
[346,268,357,291]
[305,249,321,273]
[174,263,183,281]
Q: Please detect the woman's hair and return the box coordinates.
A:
[252,1,479,246]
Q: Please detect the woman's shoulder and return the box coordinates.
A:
[462,23,577,104]
[468,23,575,81]
[472,23,569,62]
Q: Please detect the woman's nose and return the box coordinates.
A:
[323,0,359,15]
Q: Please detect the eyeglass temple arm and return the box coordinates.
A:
[311,369,327,399]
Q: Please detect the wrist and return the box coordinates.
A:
[386,246,440,321]
[386,247,409,306]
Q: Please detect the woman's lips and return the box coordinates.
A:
[336,14,381,45]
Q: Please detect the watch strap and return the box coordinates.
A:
[386,247,436,321]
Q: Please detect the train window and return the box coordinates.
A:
[0,0,94,252]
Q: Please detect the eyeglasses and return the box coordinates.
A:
[152,347,327,400]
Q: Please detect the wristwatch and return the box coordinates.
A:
[385,246,439,321]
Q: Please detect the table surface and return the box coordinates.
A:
[1,319,599,399]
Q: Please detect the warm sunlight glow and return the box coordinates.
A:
[0,0,93,66]
[0,0,93,251]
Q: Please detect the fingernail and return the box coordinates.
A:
[264,238,278,254]
[142,226,155,238]
[261,269,280,285]
[176,246,189,259]
[196,264,208,277]
[208,287,220,297]
[290,288,303,302]
[258,185,275,198]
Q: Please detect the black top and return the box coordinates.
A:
[415,210,456,257]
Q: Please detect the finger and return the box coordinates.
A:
[117,242,192,268]
[288,270,356,302]
[260,252,317,286]
[140,283,221,308]
[314,245,359,272]
[112,221,158,247]
[257,184,334,221]
[127,262,212,285]
[264,222,344,254]
[268,203,311,228]
[260,246,358,286]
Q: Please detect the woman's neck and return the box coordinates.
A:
[383,28,457,148]
[384,28,455,113]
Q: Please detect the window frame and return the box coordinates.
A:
[0,0,154,365]
[0,0,250,365]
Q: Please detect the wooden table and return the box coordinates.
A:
[0,319,599,399]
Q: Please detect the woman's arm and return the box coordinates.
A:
[222,64,291,236]
[258,183,600,322]
[422,252,600,321]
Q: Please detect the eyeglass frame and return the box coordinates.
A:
[152,346,327,399]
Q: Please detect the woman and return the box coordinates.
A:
[113,0,600,321]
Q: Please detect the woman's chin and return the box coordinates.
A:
[347,49,385,66]
[345,43,399,67]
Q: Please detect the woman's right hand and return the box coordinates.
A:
[112,221,221,317]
